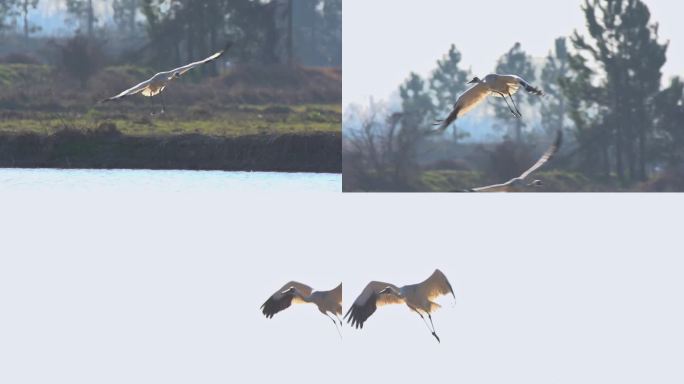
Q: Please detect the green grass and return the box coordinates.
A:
[419,169,623,192]
[420,170,485,192]
[0,104,341,137]
[0,64,51,86]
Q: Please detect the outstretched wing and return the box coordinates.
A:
[260,281,313,319]
[433,83,490,132]
[519,129,563,180]
[170,41,233,77]
[344,281,403,329]
[511,75,544,96]
[416,269,455,302]
[101,78,152,102]
[317,283,343,315]
[471,182,513,193]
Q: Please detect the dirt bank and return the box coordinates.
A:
[0,125,341,173]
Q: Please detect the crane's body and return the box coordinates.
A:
[101,42,233,114]
[261,281,343,337]
[434,74,544,132]
[345,269,455,343]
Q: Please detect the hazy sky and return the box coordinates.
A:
[1,186,683,384]
[343,0,684,108]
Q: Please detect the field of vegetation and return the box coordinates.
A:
[0,63,342,173]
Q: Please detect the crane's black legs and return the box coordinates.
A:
[160,92,166,115]
[334,313,343,326]
[150,94,166,116]
[409,305,440,343]
[427,314,441,343]
[508,92,523,117]
[326,313,343,339]
[496,92,521,118]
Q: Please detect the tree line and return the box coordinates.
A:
[0,0,342,68]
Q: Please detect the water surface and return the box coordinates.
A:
[0,168,340,193]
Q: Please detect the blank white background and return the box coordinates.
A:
[1,191,683,384]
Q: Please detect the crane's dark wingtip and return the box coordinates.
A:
[555,129,563,148]
[222,41,234,53]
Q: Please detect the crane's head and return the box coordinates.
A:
[467,76,481,85]
[281,287,297,295]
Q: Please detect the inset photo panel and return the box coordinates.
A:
[343,0,684,193]
[1,1,341,193]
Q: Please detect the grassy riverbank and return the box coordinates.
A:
[0,105,341,173]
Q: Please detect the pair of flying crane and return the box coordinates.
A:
[102,43,561,191]
[261,269,455,343]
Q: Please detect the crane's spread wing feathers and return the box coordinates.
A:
[102,79,152,102]
[457,83,492,116]
[491,75,522,96]
[519,129,563,180]
[344,281,403,329]
[171,41,233,77]
[471,182,513,193]
[416,269,455,301]
[433,83,490,131]
[260,281,313,319]
[313,283,343,315]
[513,75,544,96]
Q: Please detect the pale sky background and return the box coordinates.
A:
[1,185,683,384]
[343,0,684,109]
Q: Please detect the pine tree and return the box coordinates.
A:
[393,73,434,185]
[399,72,433,130]
[540,37,569,138]
[653,78,684,164]
[568,0,668,182]
[65,0,96,38]
[113,0,139,36]
[428,44,471,141]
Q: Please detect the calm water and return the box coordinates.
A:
[0,168,340,193]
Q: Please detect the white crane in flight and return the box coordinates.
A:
[261,281,343,337]
[101,42,233,115]
[468,130,563,192]
[434,74,544,132]
[345,269,455,343]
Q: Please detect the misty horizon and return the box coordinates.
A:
[343,0,684,109]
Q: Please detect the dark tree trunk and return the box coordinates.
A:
[288,0,294,66]
[87,0,94,38]
[515,120,523,143]
[602,143,610,178]
[615,123,625,182]
[23,1,28,38]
